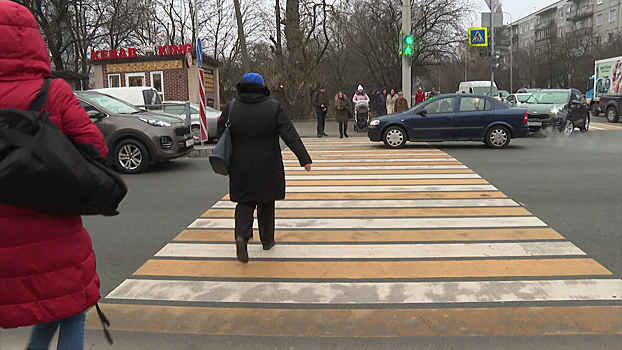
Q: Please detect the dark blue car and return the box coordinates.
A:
[367,94,529,149]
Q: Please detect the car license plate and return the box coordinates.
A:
[186,139,194,147]
[528,121,542,126]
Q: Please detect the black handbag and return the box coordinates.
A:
[0,79,127,216]
[209,100,234,176]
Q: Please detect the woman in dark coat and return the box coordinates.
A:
[217,73,312,263]
[334,91,351,138]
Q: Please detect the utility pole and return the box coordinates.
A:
[401,0,411,105]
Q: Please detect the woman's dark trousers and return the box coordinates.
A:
[235,201,275,247]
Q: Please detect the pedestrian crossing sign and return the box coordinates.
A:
[469,27,488,47]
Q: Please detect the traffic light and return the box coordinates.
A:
[491,54,500,71]
[403,35,414,56]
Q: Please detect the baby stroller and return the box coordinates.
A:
[353,100,370,132]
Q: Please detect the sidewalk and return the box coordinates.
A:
[189,120,367,158]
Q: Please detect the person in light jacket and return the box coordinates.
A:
[217,73,312,263]
[386,89,398,114]
[352,85,370,104]
[0,1,108,349]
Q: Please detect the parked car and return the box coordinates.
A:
[367,94,529,149]
[506,93,533,107]
[599,93,622,123]
[90,86,162,107]
[75,91,194,174]
[524,89,590,135]
[160,101,221,142]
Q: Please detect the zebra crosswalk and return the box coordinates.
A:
[86,138,621,337]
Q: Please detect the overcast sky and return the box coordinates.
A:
[471,0,561,24]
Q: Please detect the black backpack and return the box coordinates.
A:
[0,79,127,216]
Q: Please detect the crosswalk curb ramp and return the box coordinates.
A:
[87,138,622,337]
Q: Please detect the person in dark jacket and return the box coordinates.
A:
[0,1,107,348]
[311,84,329,137]
[334,91,351,138]
[377,87,387,116]
[217,73,312,263]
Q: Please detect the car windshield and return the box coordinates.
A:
[517,94,532,102]
[472,86,499,96]
[163,102,218,114]
[525,91,570,104]
[78,93,141,114]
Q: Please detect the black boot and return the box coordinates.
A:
[235,237,249,263]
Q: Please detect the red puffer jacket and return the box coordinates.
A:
[0,0,108,328]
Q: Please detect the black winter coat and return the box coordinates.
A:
[217,82,312,203]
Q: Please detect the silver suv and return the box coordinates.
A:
[75,91,194,174]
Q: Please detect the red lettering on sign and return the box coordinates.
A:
[118,48,127,58]
[101,50,109,59]
[158,46,167,56]
[128,48,137,58]
[109,50,118,59]
[184,43,192,53]
[91,51,99,60]
[172,44,183,55]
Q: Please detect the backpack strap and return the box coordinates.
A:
[29,78,53,112]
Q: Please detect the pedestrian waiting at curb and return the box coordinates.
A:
[386,88,398,114]
[352,85,370,104]
[0,1,109,348]
[334,91,351,138]
[394,91,410,113]
[415,87,425,105]
[311,83,329,137]
[217,73,312,263]
[377,87,388,116]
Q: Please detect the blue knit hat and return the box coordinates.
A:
[243,72,265,86]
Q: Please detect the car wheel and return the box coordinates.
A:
[590,103,599,117]
[560,119,574,136]
[383,126,407,149]
[112,139,150,174]
[579,114,589,132]
[485,126,511,148]
[606,107,620,123]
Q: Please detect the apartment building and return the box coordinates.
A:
[511,0,621,50]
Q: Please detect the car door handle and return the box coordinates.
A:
[482,115,490,119]
[445,116,453,120]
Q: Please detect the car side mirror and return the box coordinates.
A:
[87,110,105,119]
[417,109,427,115]
[571,100,582,105]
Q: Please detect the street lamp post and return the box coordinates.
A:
[504,11,513,94]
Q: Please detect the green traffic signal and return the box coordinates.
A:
[403,35,414,56]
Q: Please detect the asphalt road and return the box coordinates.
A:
[1,124,620,350]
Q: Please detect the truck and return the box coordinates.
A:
[599,94,622,123]
[587,56,622,116]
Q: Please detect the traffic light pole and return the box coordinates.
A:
[401,0,411,106]
[490,6,495,96]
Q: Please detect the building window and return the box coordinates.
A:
[558,27,563,37]
[568,5,572,14]
[559,9,563,19]
[588,17,592,27]
[597,0,603,4]
[520,25,523,34]
[610,9,616,23]
[108,74,120,88]
[125,72,145,87]
[576,21,583,30]
[597,13,603,26]
[150,71,164,101]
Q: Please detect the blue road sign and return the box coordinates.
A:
[196,38,203,66]
[468,27,487,47]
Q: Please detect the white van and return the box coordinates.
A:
[456,81,499,96]
[90,87,162,107]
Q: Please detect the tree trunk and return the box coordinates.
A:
[233,0,250,72]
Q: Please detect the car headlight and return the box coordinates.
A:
[138,117,171,127]
[551,106,564,114]
[369,119,380,126]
